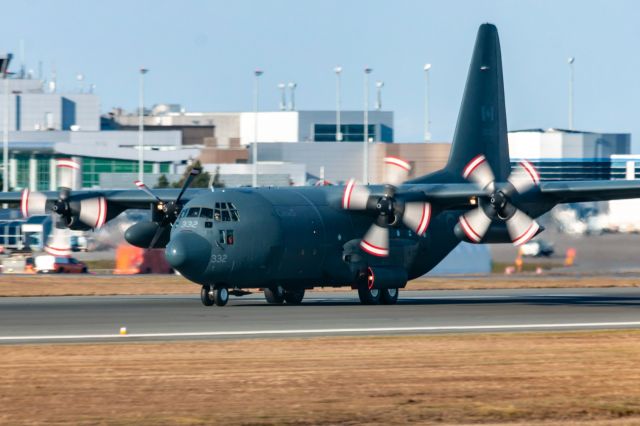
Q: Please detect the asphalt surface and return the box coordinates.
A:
[1,287,640,344]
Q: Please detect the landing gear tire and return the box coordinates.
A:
[284,289,305,305]
[380,288,399,305]
[201,286,214,306]
[264,286,285,304]
[358,285,381,305]
[213,287,229,307]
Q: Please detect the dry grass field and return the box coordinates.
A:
[1,331,640,425]
[0,273,639,297]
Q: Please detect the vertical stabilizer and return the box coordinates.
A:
[411,23,510,183]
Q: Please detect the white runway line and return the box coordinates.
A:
[2,321,640,342]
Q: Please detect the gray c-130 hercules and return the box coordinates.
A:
[4,23,640,306]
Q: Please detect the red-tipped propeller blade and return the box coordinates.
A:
[56,158,80,190]
[78,196,108,229]
[458,207,492,243]
[20,189,47,217]
[508,160,540,194]
[44,224,72,257]
[463,155,495,190]
[506,209,540,246]
[360,223,389,257]
[384,156,411,187]
[134,180,164,203]
[402,202,432,236]
[342,179,370,210]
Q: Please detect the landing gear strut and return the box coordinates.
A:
[201,286,214,306]
[357,284,381,305]
[264,286,305,305]
[201,285,229,307]
[264,286,285,304]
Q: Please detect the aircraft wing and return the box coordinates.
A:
[538,180,640,203]
[0,188,202,209]
[403,180,640,210]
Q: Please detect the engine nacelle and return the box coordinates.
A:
[125,221,171,249]
[454,222,544,244]
[366,266,408,290]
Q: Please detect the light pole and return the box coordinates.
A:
[375,81,384,111]
[252,69,263,187]
[138,68,148,183]
[568,57,575,130]
[288,82,296,111]
[363,67,372,184]
[334,66,343,141]
[2,53,12,194]
[424,63,432,141]
[278,83,286,111]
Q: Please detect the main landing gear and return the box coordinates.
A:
[200,285,229,307]
[264,286,306,305]
[357,285,399,305]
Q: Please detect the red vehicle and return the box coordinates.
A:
[113,244,173,274]
[35,255,88,274]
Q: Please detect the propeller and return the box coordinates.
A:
[18,158,109,256]
[342,156,432,257]
[133,167,201,249]
[458,155,540,246]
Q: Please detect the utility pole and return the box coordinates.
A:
[252,69,263,187]
[363,67,372,184]
[424,63,432,141]
[334,66,343,141]
[568,57,575,130]
[1,53,12,194]
[138,68,148,183]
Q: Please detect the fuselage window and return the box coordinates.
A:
[221,210,231,221]
[218,229,234,245]
[200,208,214,219]
[187,207,200,218]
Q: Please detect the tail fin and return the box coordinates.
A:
[413,23,511,183]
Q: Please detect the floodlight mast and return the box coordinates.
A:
[334,66,343,141]
[424,63,432,141]
[2,53,13,196]
[252,69,263,187]
[363,67,372,184]
[568,57,575,130]
[138,68,148,183]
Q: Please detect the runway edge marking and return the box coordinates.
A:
[3,321,640,341]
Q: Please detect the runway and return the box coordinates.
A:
[1,287,640,344]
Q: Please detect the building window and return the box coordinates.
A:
[15,157,30,190]
[36,158,50,191]
[314,124,376,142]
[80,157,162,188]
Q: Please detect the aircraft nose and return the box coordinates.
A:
[165,232,211,276]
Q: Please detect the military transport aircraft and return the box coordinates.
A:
[4,23,640,307]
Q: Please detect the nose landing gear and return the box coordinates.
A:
[200,285,229,307]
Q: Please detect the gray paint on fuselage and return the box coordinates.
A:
[170,185,464,289]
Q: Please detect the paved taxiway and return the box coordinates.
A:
[1,287,639,344]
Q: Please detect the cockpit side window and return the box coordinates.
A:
[187,207,200,218]
[200,208,214,219]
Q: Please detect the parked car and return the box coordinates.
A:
[35,255,88,273]
[520,240,555,257]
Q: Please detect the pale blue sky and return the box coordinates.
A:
[1,0,639,148]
